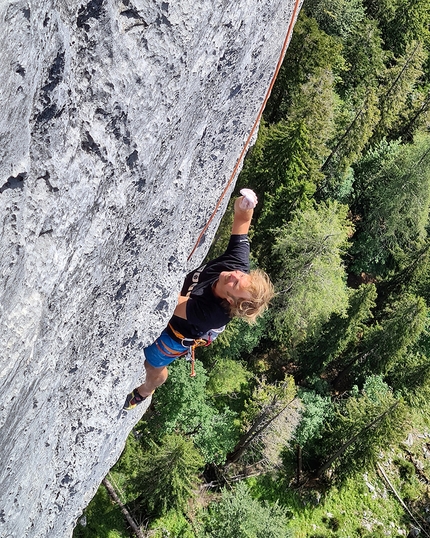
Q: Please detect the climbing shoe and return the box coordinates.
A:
[123,389,147,411]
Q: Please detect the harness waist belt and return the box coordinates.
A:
[167,323,207,348]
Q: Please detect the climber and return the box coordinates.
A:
[123,188,274,410]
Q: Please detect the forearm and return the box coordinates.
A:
[231,197,254,235]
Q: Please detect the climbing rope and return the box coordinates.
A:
[187,0,302,261]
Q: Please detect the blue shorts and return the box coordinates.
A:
[144,329,189,368]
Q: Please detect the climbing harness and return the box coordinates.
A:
[187,0,302,262]
[167,323,209,377]
[167,323,225,377]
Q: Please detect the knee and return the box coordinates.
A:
[157,367,168,385]
[145,363,168,386]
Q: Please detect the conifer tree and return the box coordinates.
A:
[298,283,377,378]
[363,0,430,56]
[143,359,240,464]
[224,376,296,466]
[130,433,204,518]
[372,41,428,143]
[199,481,291,538]
[263,13,343,124]
[315,376,407,479]
[269,201,352,347]
[303,0,366,39]
[334,293,427,388]
[350,134,430,276]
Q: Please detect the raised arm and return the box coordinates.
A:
[231,189,258,235]
[173,189,258,320]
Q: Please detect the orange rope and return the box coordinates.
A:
[187,0,302,261]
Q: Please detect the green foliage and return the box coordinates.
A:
[247,120,321,256]
[248,472,407,538]
[225,376,296,466]
[378,240,430,301]
[193,408,239,464]
[205,358,252,397]
[395,85,430,142]
[201,315,267,363]
[253,73,339,251]
[341,18,386,89]
[264,12,344,124]
[363,0,430,56]
[270,201,351,345]
[356,293,427,380]
[321,86,381,193]
[129,433,204,518]
[73,486,128,538]
[112,434,142,476]
[315,376,408,479]
[147,510,195,538]
[303,0,367,39]
[288,69,337,165]
[298,283,377,377]
[243,375,297,426]
[408,243,430,303]
[332,292,427,390]
[386,316,430,403]
[351,134,430,275]
[246,13,343,254]
[372,41,428,142]
[147,359,212,435]
[394,457,416,482]
[143,359,240,464]
[198,481,291,538]
[292,390,334,448]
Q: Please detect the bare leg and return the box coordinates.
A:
[137,362,168,397]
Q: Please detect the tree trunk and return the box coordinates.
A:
[224,397,296,467]
[296,445,302,486]
[332,350,371,390]
[400,91,430,139]
[103,477,146,538]
[380,41,421,104]
[321,102,366,172]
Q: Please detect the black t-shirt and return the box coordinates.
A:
[169,234,250,339]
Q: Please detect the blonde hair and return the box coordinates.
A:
[228,268,275,324]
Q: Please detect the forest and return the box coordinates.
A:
[74,0,430,536]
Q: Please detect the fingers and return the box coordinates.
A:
[239,188,258,210]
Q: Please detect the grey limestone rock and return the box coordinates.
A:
[0,0,300,536]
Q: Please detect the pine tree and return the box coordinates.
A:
[263,12,343,124]
[315,376,408,479]
[143,359,240,464]
[199,481,291,538]
[334,293,427,388]
[224,376,296,466]
[298,283,377,378]
[269,201,352,347]
[363,0,430,56]
[372,41,428,143]
[303,0,366,40]
[130,433,204,517]
[350,134,430,276]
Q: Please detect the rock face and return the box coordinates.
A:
[0,0,299,536]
